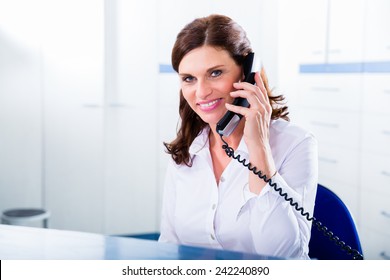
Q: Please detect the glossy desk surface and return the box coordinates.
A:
[0,225,277,260]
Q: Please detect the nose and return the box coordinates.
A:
[196,79,212,100]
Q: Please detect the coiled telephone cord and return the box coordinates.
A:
[220,135,364,260]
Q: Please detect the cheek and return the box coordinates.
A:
[219,83,235,101]
[181,88,197,109]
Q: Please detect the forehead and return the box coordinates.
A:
[178,45,235,74]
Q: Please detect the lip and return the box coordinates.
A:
[197,98,222,112]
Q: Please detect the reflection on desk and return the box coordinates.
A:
[0,225,279,260]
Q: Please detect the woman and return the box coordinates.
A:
[159,14,318,259]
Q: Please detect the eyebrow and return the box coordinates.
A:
[179,64,226,77]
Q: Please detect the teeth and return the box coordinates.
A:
[199,99,218,108]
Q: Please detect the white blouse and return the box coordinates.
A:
[159,119,318,259]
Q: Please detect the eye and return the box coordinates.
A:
[182,76,195,83]
[210,69,222,78]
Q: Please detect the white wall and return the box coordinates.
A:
[0,0,43,213]
[0,0,160,234]
[277,0,390,259]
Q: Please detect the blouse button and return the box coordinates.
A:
[212,204,216,210]
[210,234,215,240]
[220,176,225,183]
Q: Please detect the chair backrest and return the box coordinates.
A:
[308,184,363,260]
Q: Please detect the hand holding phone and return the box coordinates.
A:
[216,52,258,136]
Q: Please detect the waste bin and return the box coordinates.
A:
[1,208,50,228]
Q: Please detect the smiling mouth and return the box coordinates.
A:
[198,98,221,109]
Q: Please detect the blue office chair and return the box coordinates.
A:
[309,184,363,260]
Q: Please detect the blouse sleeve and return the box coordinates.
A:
[158,159,180,244]
[240,134,318,259]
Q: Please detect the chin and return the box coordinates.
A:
[200,116,221,127]
[197,109,226,127]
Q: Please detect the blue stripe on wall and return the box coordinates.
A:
[363,61,390,73]
[159,64,175,73]
[300,61,390,73]
[161,61,390,74]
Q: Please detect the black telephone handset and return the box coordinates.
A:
[216,52,257,136]
[216,54,364,260]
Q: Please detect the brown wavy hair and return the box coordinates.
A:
[164,14,289,166]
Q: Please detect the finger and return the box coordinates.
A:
[225,103,263,125]
[254,71,266,93]
[254,71,270,104]
[234,74,268,106]
[225,102,249,116]
[230,90,266,112]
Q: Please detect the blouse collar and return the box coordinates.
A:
[189,126,249,157]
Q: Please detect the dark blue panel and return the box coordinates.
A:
[117,232,160,241]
